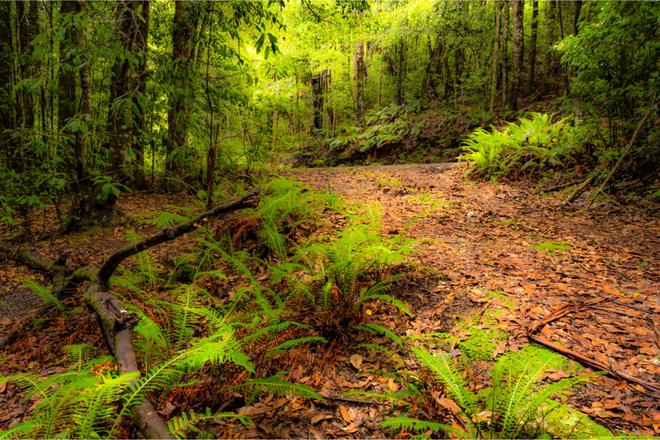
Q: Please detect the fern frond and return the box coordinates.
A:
[413,347,477,415]
[22,278,64,311]
[266,336,327,358]
[168,409,251,439]
[239,371,323,404]
[381,417,459,435]
[354,323,403,346]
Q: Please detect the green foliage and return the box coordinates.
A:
[295,208,412,336]
[458,328,508,361]
[168,409,251,439]
[533,241,572,255]
[460,113,578,179]
[238,371,323,405]
[0,363,137,439]
[383,345,603,439]
[380,417,457,436]
[22,278,65,312]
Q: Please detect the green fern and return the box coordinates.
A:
[413,347,477,415]
[239,371,323,405]
[168,409,251,439]
[381,417,458,435]
[266,336,327,358]
[22,278,64,311]
[354,323,403,346]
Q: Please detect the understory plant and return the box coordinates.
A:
[460,113,579,179]
[295,205,412,339]
[383,345,603,439]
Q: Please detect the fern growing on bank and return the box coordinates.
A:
[460,113,578,179]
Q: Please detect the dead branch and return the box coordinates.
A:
[562,174,596,205]
[98,189,259,286]
[528,334,659,394]
[528,297,660,395]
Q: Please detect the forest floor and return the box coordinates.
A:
[1,163,658,437]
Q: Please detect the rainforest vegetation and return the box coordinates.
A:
[0,0,658,438]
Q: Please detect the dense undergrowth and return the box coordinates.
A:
[0,176,612,439]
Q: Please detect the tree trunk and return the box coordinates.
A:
[541,0,558,96]
[58,0,82,185]
[573,0,583,35]
[526,0,538,95]
[15,1,38,135]
[311,72,324,130]
[508,0,524,111]
[490,1,502,113]
[0,2,13,169]
[354,41,366,126]
[131,1,150,189]
[167,1,197,178]
[107,0,141,184]
[500,0,510,107]
[395,38,405,106]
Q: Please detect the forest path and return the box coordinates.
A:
[287,163,659,435]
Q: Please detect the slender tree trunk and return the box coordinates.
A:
[311,72,324,130]
[573,0,583,35]
[395,38,405,106]
[131,1,150,189]
[500,0,510,107]
[354,40,366,126]
[58,0,81,184]
[508,0,524,111]
[526,0,538,95]
[16,1,38,133]
[167,1,196,179]
[490,1,502,113]
[541,0,557,96]
[0,2,13,169]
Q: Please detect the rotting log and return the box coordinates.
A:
[2,190,260,438]
[98,188,259,286]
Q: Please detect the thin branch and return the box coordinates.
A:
[97,189,259,286]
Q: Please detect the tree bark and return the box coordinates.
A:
[508,0,524,111]
[0,2,13,169]
[15,1,39,135]
[489,1,502,113]
[526,0,538,95]
[166,1,197,178]
[107,0,141,184]
[500,0,510,108]
[131,1,150,189]
[311,72,324,130]
[58,0,84,187]
[541,0,558,96]
[354,41,366,126]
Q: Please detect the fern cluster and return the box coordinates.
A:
[383,344,604,439]
[460,113,579,179]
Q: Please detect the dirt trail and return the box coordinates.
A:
[287,163,659,435]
